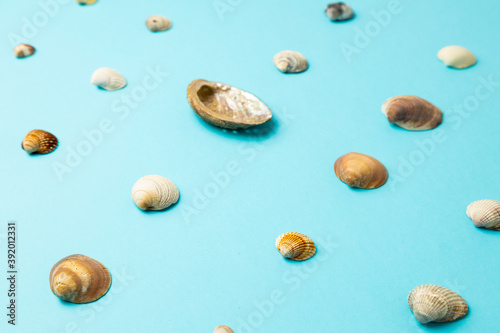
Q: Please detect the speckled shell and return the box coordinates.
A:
[276,232,316,261]
[325,2,354,21]
[334,152,387,189]
[145,15,172,32]
[273,51,308,73]
[187,79,272,130]
[22,129,58,154]
[50,254,111,303]
[381,95,442,131]
[76,0,98,5]
[132,175,179,211]
[213,325,233,333]
[438,46,476,69]
[91,67,127,91]
[14,44,35,58]
[408,284,468,324]
[466,199,500,230]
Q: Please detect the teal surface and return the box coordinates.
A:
[1,0,499,332]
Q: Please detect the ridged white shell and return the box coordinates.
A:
[466,199,500,230]
[213,325,233,333]
[408,284,468,324]
[131,175,179,211]
[91,68,127,91]
[273,51,308,73]
[438,46,476,69]
[146,15,172,32]
[14,44,35,58]
[325,2,354,22]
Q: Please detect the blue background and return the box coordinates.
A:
[1,0,499,332]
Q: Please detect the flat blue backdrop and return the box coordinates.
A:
[1,0,499,332]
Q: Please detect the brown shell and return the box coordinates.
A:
[187,79,272,130]
[381,95,442,131]
[334,152,388,189]
[275,232,316,261]
[213,325,233,333]
[22,129,58,154]
[49,254,111,303]
[14,44,35,58]
[408,284,468,324]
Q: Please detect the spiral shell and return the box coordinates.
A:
[466,199,500,230]
[438,46,476,69]
[276,232,316,261]
[146,15,172,32]
[187,79,272,130]
[132,175,179,211]
[76,0,98,5]
[50,254,111,303]
[334,152,387,189]
[22,129,58,154]
[273,51,308,73]
[381,95,442,131]
[14,44,35,58]
[91,67,127,91]
[325,2,354,22]
[213,325,233,333]
[408,284,468,324]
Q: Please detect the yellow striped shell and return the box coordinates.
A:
[22,129,58,154]
[276,232,316,261]
[131,175,179,211]
[91,68,127,91]
[146,15,172,32]
[466,199,500,230]
[438,46,476,69]
[213,325,233,333]
[273,51,308,73]
[408,284,468,324]
[14,44,35,58]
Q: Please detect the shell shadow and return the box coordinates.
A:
[328,13,356,24]
[475,226,500,235]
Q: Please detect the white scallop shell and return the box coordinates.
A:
[437,46,476,69]
[273,51,308,73]
[146,15,172,32]
[466,199,500,230]
[131,175,179,211]
[91,68,127,91]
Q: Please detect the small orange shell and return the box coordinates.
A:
[14,44,35,58]
[22,130,58,154]
[276,232,316,261]
[213,325,233,333]
[49,254,111,303]
[334,152,388,189]
[381,95,442,131]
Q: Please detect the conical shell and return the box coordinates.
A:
[76,0,98,5]
[334,152,387,189]
[132,175,179,211]
[325,2,354,21]
[273,51,308,73]
[381,95,442,131]
[22,129,58,154]
[408,284,468,324]
[276,232,316,261]
[213,325,233,333]
[50,254,111,303]
[146,15,172,32]
[438,46,476,69]
[91,67,127,91]
[187,79,272,130]
[14,44,35,58]
[466,199,500,230]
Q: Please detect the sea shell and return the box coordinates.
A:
[50,254,111,303]
[22,129,58,154]
[334,152,387,189]
[438,46,476,69]
[466,199,500,230]
[325,2,354,22]
[187,79,272,130]
[213,325,233,333]
[408,284,468,324]
[273,51,308,73]
[14,44,35,58]
[381,95,442,131]
[276,232,316,261]
[76,0,98,5]
[91,67,127,91]
[146,15,172,32]
[132,175,179,211]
